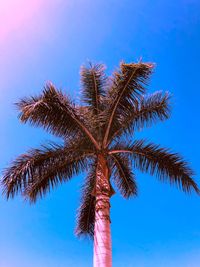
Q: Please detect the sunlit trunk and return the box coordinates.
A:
[93,154,112,267]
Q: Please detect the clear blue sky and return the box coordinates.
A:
[1,1,200,266]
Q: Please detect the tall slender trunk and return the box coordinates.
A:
[93,154,112,267]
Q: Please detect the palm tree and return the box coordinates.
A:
[1,61,199,267]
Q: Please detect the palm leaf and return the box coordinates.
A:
[129,140,199,194]
[2,141,93,201]
[103,62,154,147]
[75,161,97,238]
[81,63,106,115]
[109,153,137,198]
[26,152,91,202]
[17,84,100,149]
[109,91,170,143]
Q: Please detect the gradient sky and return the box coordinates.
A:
[1,1,200,266]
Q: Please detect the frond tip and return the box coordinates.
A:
[1,143,92,202]
[75,163,96,238]
[130,140,199,194]
[102,62,154,146]
[109,154,137,198]
[16,84,80,137]
[109,91,171,142]
[81,63,106,115]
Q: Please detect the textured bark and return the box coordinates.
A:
[93,155,112,267]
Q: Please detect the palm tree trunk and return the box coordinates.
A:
[93,154,112,267]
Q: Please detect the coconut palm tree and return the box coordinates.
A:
[1,62,199,267]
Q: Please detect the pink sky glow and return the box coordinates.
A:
[0,0,47,43]
[0,0,67,94]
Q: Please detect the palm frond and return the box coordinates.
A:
[2,141,93,201]
[26,153,91,203]
[81,63,106,115]
[75,161,97,238]
[17,84,99,149]
[129,140,199,194]
[109,153,137,198]
[109,91,170,142]
[103,62,154,147]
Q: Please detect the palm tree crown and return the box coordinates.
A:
[2,61,199,238]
